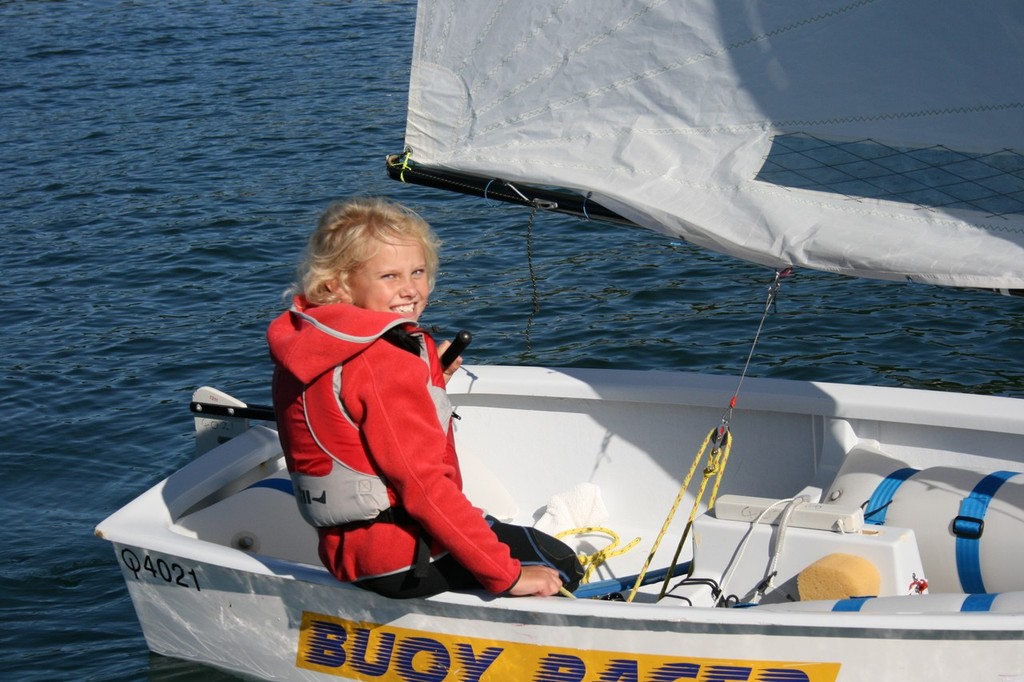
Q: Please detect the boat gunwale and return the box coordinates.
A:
[446,366,1024,436]
[106,530,1024,641]
[95,365,1024,642]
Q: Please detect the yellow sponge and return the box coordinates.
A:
[797,553,881,601]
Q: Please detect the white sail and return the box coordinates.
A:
[403,0,1024,289]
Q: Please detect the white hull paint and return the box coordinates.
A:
[97,366,1024,681]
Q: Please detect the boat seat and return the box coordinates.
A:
[173,446,520,567]
[174,469,322,566]
[824,444,1024,594]
[680,494,925,607]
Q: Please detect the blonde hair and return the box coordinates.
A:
[296,197,441,305]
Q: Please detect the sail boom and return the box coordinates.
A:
[386,155,635,227]
[386,154,1023,297]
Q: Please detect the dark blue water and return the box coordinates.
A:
[1,2,1021,680]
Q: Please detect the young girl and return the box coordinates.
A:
[268,197,581,598]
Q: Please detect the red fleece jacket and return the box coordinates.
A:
[267,297,520,593]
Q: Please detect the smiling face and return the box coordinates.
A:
[337,238,430,321]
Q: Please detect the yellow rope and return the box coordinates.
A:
[555,526,641,599]
[625,428,712,602]
[657,430,732,600]
[626,426,733,603]
[387,150,413,183]
[616,271,782,603]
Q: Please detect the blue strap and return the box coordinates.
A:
[955,470,1019,593]
[832,597,871,612]
[245,478,294,495]
[863,467,918,525]
[961,593,998,612]
[571,564,691,600]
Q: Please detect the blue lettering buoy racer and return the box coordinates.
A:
[268,197,583,598]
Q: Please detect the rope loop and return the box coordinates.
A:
[482,178,503,207]
[391,149,413,183]
[555,526,642,592]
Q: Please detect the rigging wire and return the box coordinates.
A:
[628,267,794,603]
[729,267,793,416]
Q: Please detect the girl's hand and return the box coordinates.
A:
[436,340,463,385]
[507,566,563,597]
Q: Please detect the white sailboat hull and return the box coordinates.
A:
[97,366,1024,681]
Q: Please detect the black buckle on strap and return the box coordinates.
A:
[374,507,412,525]
[952,515,984,539]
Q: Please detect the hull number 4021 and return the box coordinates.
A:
[119,548,201,591]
